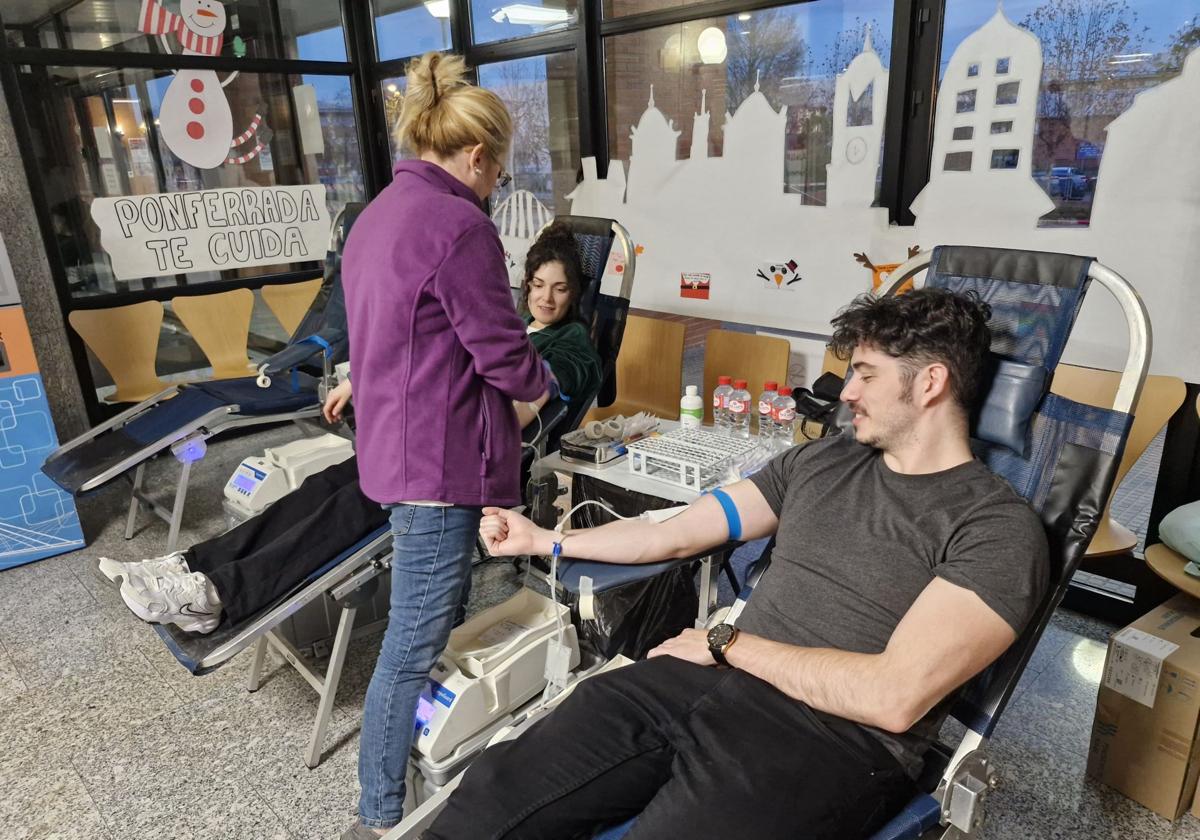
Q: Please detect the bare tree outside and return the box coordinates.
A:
[726,8,807,112]
[1019,0,1147,166]
[1157,14,1200,73]
[483,60,553,207]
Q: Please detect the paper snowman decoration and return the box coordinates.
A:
[756,259,802,289]
[139,0,269,169]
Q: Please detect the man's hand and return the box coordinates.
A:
[323,379,352,424]
[647,628,716,667]
[480,507,552,557]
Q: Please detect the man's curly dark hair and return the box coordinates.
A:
[519,221,586,324]
[829,288,994,411]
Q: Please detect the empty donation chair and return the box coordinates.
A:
[390,245,1148,840]
[41,203,364,553]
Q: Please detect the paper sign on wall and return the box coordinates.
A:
[90,184,330,279]
[680,272,710,300]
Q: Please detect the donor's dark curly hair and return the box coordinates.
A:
[519,221,587,324]
[829,288,993,411]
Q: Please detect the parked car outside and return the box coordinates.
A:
[1048,166,1090,200]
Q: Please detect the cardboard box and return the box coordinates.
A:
[1087,593,1200,820]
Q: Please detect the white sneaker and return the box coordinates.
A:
[121,571,222,634]
[97,552,189,587]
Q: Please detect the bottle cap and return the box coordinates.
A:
[717,375,732,385]
[685,385,698,396]
[733,379,748,389]
[778,386,793,397]
[764,381,778,391]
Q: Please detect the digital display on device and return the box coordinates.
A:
[233,473,258,492]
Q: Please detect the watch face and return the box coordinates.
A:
[846,136,868,164]
[708,624,735,649]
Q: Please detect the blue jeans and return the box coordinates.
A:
[358,504,482,828]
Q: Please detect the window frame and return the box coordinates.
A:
[0,0,950,420]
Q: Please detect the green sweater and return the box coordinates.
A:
[526,316,603,401]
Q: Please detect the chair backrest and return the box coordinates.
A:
[68,301,168,403]
[261,278,323,337]
[259,202,365,378]
[701,330,792,430]
[596,314,685,420]
[876,245,1147,740]
[1051,364,1186,555]
[171,288,255,380]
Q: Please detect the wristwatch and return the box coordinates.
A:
[707,623,739,667]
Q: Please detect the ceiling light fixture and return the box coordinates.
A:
[697,26,727,64]
[490,4,571,25]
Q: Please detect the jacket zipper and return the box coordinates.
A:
[480,396,491,478]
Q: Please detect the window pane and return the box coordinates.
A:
[952,125,974,140]
[990,148,1019,169]
[471,0,577,45]
[941,1,1200,227]
[944,151,973,171]
[956,89,977,113]
[381,76,412,165]
[3,0,346,60]
[604,2,894,206]
[994,80,1019,105]
[18,65,363,299]
[375,0,453,61]
[478,53,580,216]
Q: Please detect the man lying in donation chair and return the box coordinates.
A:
[421,287,1049,839]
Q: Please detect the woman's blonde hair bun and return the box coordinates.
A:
[396,52,513,166]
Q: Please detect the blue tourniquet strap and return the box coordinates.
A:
[708,487,741,540]
[300,335,332,356]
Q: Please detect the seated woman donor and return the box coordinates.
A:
[100,229,602,638]
[323,219,602,430]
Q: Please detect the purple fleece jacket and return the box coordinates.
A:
[342,160,549,506]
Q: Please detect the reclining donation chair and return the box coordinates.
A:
[521,215,637,464]
[41,203,364,553]
[389,245,1149,840]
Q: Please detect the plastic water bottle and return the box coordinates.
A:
[712,376,733,433]
[772,387,797,450]
[757,380,779,445]
[680,385,703,429]
[728,379,751,439]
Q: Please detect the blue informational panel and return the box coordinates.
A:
[0,233,86,570]
[0,373,85,569]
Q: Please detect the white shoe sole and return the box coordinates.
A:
[119,580,219,634]
[95,558,126,588]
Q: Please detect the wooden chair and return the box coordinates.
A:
[68,301,169,403]
[1050,364,1187,557]
[261,278,322,337]
[701,329,791,431]
[171,289,256,380]
[1144,395,1200,592]
[583,314,685,422]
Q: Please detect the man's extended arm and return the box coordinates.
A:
[650,576,1017,734]
[478,480,779,564]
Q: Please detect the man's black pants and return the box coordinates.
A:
[185,456,389,625]
[425,656,916,840]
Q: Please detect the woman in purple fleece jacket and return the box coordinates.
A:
[338,53,550,839]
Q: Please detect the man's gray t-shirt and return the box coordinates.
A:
[743,435,1049,777]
